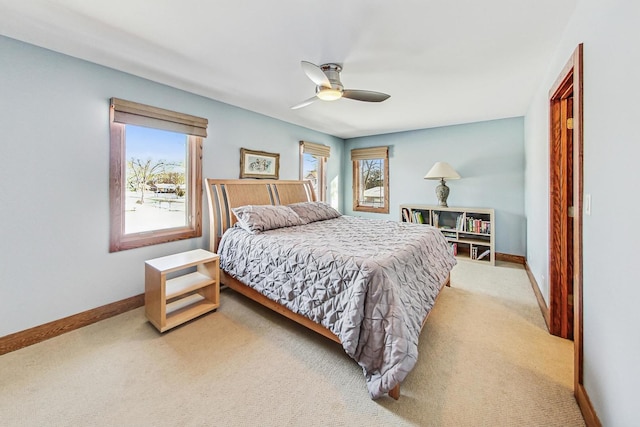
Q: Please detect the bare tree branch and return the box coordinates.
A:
[127,158,181,203]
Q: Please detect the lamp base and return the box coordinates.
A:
[435,179,450,207]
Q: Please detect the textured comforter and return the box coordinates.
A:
[218,215,457,398]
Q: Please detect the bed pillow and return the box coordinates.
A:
[288,201,342,224]
[232,204,304,234]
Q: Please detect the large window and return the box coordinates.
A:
[351,146,389,213]
[299,141,330,201]
[109,98,208,252]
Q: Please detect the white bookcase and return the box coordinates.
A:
[400,204,495,265]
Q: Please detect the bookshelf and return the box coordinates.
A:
[400,204,495,265]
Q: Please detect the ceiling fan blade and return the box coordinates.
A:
[291,95,319,110]
[342,89,390,102]
[301,61,331,87]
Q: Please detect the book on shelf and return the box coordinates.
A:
[463,216,491,234]
[467,217,480,233]
[402,208,410,223]
[433,212,439,228]
[442,231,457,239]
[450,242,458,256]
[471,246,479,260]
[477,249,491,260]
[413,211,425,224]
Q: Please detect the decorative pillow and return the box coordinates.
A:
[288,201,342,224]
[232,204,304,234]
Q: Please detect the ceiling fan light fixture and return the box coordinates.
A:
[292,61,389,110]
[316,87,342,101]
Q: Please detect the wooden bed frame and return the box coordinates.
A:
[205,178,449,400]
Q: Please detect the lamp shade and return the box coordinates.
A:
[424,162,461,180]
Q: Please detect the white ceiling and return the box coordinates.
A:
[0,0,576,139]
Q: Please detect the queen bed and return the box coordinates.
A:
[205,179,456,399]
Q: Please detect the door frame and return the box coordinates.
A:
[548,44,596,423]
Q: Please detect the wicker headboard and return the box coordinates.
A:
[205,179,316,252]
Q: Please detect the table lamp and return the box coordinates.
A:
[424,162,461,207]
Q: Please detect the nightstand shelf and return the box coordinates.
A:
[145,249,220,332]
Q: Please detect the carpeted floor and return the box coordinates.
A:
[0,261,585,426]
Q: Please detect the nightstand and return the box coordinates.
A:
[145,249,220,332]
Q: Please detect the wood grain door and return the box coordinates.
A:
[549,79,574,340]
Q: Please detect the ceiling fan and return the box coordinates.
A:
[291,61,390,110]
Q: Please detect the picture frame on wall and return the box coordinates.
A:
[239,148,280,179]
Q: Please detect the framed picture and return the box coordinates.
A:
[240,148,280,179]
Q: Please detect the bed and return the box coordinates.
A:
[205,179,456,399]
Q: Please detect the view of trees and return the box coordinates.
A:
[127,158,184,204]
[360,159,383,189]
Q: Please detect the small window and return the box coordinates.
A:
[299,141,330,201]
[109,98,208,252]
[351,146,389,213]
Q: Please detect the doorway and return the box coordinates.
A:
[548,44,587,415]
[549,66,575,340]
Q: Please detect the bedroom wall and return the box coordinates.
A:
[0,35,343,337]
[342,118,526,256]
[524,0,640,424]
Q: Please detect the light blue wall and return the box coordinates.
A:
[343,118,526,256]
[0,34,527,342]
[0,35,342,336]
[524,0,640,424]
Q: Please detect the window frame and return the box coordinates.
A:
[109,98,207,252]
[351,146,389,214]
[299,141,330,201]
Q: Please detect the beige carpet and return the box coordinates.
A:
[0,261,584,426]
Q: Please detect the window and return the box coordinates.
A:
[351,146,389,213]
[299,141,330,201]
[109,98,208,252]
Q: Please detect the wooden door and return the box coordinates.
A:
[549,79,574,340]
